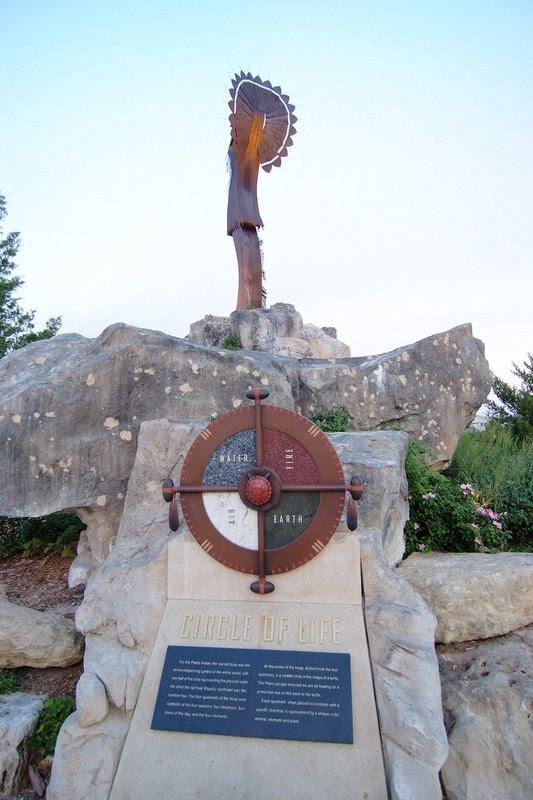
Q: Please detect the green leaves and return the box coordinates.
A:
[0,512,85,558]
[447,423,533,550]
[221,332,242,350]
[0,191,61,358]
[312,407,352,432]
[0,668,23,694]
[404,440,510,556]
[486,354,533,441]
[27,696,74,754]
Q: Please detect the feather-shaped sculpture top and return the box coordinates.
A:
[227,72,297,233]
[228,72,297,173]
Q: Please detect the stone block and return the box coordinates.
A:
[439,626,533,799]
[359,531,449,800]
[76,671,109,727]
[0,596,83,668]
[0,692,46,796]
[398,551,533,642]
[46,708,130,800]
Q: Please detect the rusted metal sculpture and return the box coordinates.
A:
[227,72,297,309]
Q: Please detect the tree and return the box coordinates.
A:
[486,353,533,441]
[0,192,61,357]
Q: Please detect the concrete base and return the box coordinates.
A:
[110,527,387,799]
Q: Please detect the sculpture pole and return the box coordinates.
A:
[226,72,297,309]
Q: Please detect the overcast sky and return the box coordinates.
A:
[2,0,531,388]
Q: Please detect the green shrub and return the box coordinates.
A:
[27,696,73,755]
[404,441,509,555]
[445,423,533,549]
[221,332,242,350]
[312,407,352,432]
[0,668,22,694]
[0,512,85,558]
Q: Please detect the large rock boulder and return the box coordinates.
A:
[46,708,130,800]
[439,626,533,800]
[186,303,352,358]
[398,552,533,643]
[0,323,296,565]
[0,586,83,668]
[0,316,490,562]
[330,430,409,567]
[359,532,449,800]
[47,418,188,800]
[297,323,490,469]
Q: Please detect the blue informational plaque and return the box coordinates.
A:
[151,646,353,744]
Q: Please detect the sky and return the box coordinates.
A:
[1,0,532,389]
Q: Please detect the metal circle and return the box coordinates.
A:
[179,405,345,575]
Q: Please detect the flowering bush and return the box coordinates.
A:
[404,442,509,555]
[446,423,533,551]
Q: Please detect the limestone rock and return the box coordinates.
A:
[297,323,490,467]
[0,692,46,796]
[0,595,83,668]
[0,318,490,565]
[80,637,149,716]
[67,529,96,588]
[358,530,449,800]
[187,303,351,359]
[185,314,234,347]
[46,708,130,800]
[231,303,308,348]
[231,303,351,358]
[439,626,533,799]
[331,430,409,566]
[398,552,533,643]
[0,323,295,561]
[74,422,201,669]
[0,318,489,506]
[50,421,192,797]
[76,672,109,727]
[75,537,168,658]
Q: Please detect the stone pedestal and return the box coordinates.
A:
[109,528,387,799]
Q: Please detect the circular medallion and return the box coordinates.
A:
[177,399,346,578]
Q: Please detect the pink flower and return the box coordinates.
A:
[418,543,426,550]
[471,523,479,529]
[413,522,420,530]
[422,492,436,500]
[474,536,482,546]
[461,483,475,496]
[492,521,503,530]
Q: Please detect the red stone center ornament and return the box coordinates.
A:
[245,474,272,506]
[161,388,363,595]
